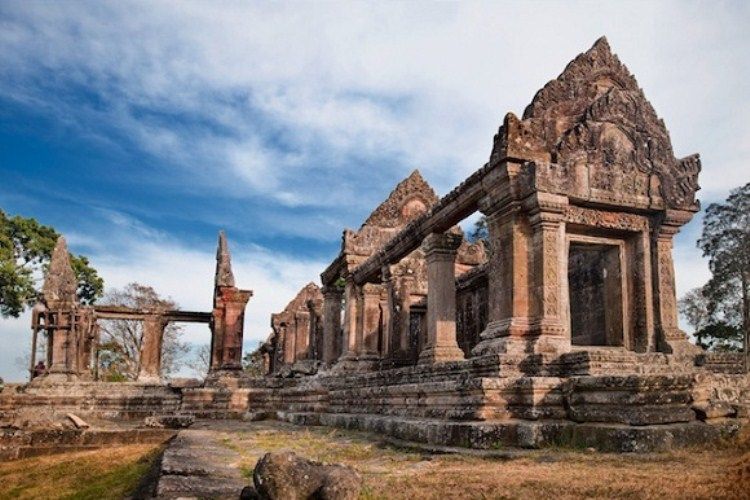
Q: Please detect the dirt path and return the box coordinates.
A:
[187,420,748,500]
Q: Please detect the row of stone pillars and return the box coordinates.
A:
[321,231,466,369]
[319,170,697,367]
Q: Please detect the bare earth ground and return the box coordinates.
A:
[0,420,748,499]
[213,421,749,500]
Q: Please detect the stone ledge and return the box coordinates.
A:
[0,428,175,461]
[273,412,743,453]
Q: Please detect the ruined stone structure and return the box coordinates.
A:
[310,170,487,373]
[29,232,251,384]
[3,38,748,454]
[263,282,324,375]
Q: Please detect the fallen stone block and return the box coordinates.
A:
[143,414,195,429]
[252,451,362,500]
[66,413,90,429]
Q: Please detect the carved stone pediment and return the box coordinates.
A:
[492,37,700,211]
[362,169,438,229]
[271,282,322,331]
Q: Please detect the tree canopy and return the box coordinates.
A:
[680,182,750,354]
[0,210,104,318]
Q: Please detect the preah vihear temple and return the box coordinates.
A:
[2,38,748,471]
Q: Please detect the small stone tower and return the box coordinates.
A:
[210,231,253,371]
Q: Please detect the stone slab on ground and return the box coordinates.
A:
[156,429,247,499]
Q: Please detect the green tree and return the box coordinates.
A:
[469,215,488,243]
[0,210,104,317]
[691,182,750,360]
[242,343,265,377]
[679,287,743,350]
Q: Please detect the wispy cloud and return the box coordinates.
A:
[3,1,746,210]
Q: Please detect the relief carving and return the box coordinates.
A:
[564,206,649,232]
[492,37,700,210]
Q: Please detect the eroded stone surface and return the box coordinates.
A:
[252,451,362,500]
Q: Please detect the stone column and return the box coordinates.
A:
[472,195,533,356]
[358,283,381,367]
[380,268,394,365]
[527,193,569,353]
[338,275,360,362]
[322,285,343,365]
[138,314,166,383]
[209,232,253,372]
[653,210,698,354]
[279,324,294,364]
[48,310,73,375]
[419,232,464,364]
[212,287,253,370]
[294,312,310,360]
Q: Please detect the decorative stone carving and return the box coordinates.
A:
[362,170,438,229]
[564,206,649,232]
[491,37,700,211]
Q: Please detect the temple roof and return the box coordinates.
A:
[491,36,700,210]
[42,236,78,306]
[361,169,439,229]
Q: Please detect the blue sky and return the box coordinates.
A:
[1,1,749,381]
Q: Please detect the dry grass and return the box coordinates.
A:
[0,444,163,500]
[223,422,750,500]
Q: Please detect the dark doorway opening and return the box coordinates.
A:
[568,243,624,347]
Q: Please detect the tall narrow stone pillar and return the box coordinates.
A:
[138,314,166,383]
[321,285,343,365]
[294,312,310,360]
[357,283,381,368]
[472,194,534,356]
[419,232,464,364]
[281,323,295,364]
[210,231,253,372]
[527,193,569,352]
[339,275,360,363]
[380,268,394,364]
[653,210,698,354]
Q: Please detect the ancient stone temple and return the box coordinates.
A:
[3,38,747,454]
[232,37,746,450]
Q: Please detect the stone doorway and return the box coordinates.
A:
[568,242,625,347]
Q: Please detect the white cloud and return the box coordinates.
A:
[2,1,746,210]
